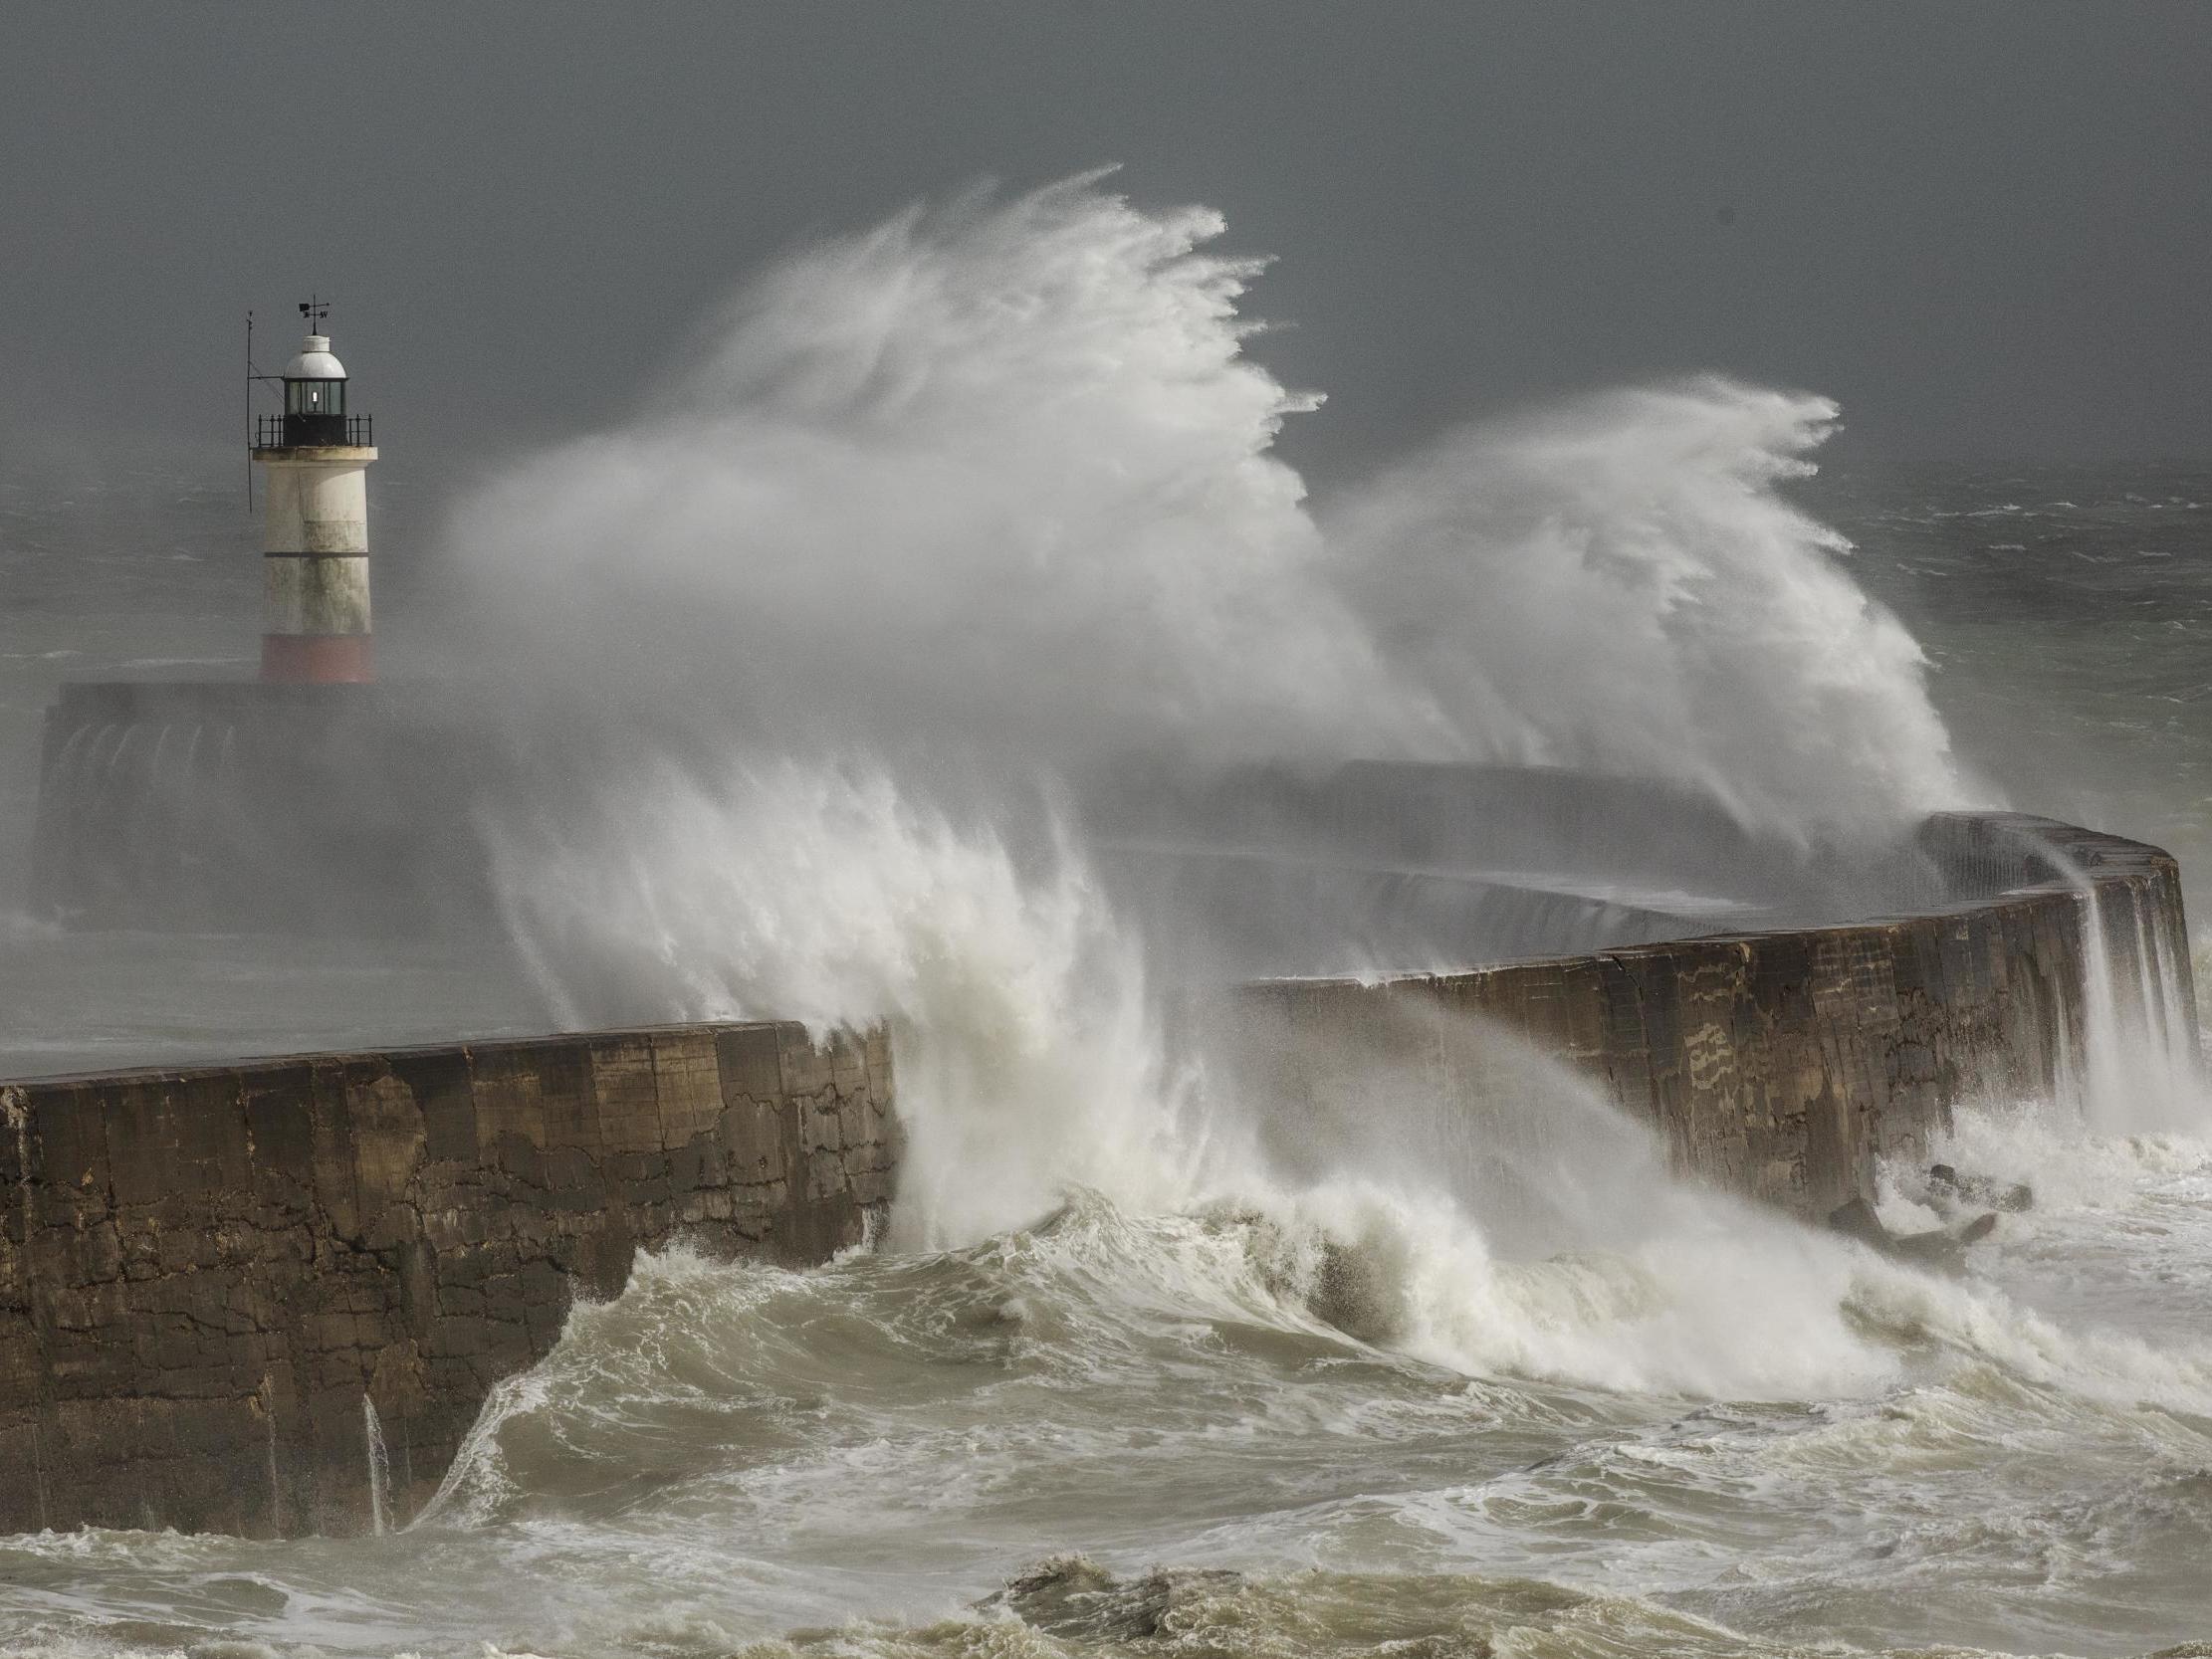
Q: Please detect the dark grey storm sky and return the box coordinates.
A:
[2,1,2207,481]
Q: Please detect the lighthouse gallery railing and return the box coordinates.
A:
[255,413,372,448]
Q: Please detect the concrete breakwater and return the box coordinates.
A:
[0,810,2196,1536]
[0,1022,895,1535]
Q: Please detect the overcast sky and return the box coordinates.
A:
[2,1,2206,484]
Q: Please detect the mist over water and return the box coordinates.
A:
[8,176,2212,1658]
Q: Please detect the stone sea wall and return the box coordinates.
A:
[1232,813,2196,1222]
[0,811,2194,1538]
[0,1021,895,1536]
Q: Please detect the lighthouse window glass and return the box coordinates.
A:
[285,380,346,415]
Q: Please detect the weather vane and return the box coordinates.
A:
[299,295,330,330]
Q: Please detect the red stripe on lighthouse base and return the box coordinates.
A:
[261,634,375,684]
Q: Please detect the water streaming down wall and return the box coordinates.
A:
[31,710,240,926]
[2056,851,2201,1132]
[361,1394,392,1537]
[28,682,495,934]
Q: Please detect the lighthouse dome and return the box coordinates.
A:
[284,335,346,380]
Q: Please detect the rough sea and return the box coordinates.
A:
[4,448,2210,1659]
[3,179,2211,1658]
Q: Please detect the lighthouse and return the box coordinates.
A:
[251,313,375,682]
[28,307,475,931]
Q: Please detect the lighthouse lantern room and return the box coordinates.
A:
[251,303,376,683]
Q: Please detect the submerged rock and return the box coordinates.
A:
[1928,1161,2035,1212]
[983,1555,1245,1641]
[1827,1196,1995,1271]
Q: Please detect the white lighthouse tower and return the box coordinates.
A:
[251,307,375,682]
